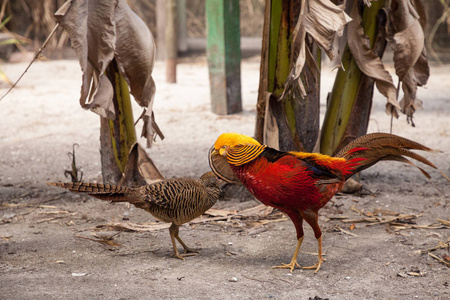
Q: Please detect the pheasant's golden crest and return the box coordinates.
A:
[214,133,267,165]
[210,133,266,183]
[214,133,261,150]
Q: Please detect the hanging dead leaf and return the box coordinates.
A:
[347,1,400,116]
[281,0,351,99]
[302,0,352,60]
[118,142,164,187]
[54,0,162,147]
[387,0,429,125]
[262,93,279,149]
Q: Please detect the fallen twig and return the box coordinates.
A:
[428,252,450,268]
[74,233,121,247]
[37,212,75,223]
[437,218,450,226]
[418,241,449,254]
[1,203,58,209]
[334,225,358,237]
[1,235,12,241]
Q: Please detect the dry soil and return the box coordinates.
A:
[0,57,449,299]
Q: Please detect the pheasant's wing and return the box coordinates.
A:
[138,178,206,210]
[282,150,348,181]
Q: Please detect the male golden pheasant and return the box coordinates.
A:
[209,132,449,272]
[48,171,221,260]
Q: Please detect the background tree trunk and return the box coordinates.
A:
[206,0,242,115]
[166,0,178,83]
[320,1,386,156]
[100,59,137,184]
[255,0,320,152]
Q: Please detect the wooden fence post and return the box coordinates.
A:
[206,0,242,115]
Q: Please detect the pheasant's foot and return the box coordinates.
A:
[171,252,186,260]
[183,247,200,255]
[272,260,300,273]
[302,259,324,273]
[171,248,199,260]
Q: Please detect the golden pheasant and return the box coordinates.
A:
[209,132,449,272]
[48,171,221,260]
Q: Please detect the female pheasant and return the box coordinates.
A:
[48,172,221,260]
[209,132,449,272]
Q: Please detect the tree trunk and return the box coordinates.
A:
[166,0,177,83]
[206,0,242,115]
[255,0,320,152]
[100,59,137,184]
[320,1,386,156]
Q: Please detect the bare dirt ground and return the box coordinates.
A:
[0,56,449,299]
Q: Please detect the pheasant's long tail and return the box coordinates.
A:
[47,182,134,202]
[335,133,450,182]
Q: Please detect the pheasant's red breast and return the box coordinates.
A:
[229,147,357,212]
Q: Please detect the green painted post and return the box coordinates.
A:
[206,0,242,115]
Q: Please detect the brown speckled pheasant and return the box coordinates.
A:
[48,171,221,260]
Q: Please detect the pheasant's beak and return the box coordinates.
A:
[218,147,227,157]
[211,147,227,157]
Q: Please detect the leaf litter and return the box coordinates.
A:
[90,204,287,235]
[74,233,122,248]
[4,198,447,270]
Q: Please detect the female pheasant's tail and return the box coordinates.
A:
[47,182,135,203]
[335,132,450,182]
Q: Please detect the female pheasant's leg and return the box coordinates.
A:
[169,223,198,260]
[169,224,184,260]
[175,234,199,256]
[272,236,304,272]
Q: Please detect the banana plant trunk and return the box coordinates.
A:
[100,59,137,184]
[320,1,387,156]
[255,0,320,152]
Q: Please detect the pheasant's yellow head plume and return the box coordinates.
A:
[214,133,261,156]
[208,132,265,183]
[210,133,266,183]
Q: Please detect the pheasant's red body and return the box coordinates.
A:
[232,153,351,213]
[210,132,448,272]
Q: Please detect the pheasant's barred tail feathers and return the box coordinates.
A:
[46,182,132,202]
[335,133,450,182]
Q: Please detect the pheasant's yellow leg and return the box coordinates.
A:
[302,236,325,273]
[272,236,304,272]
